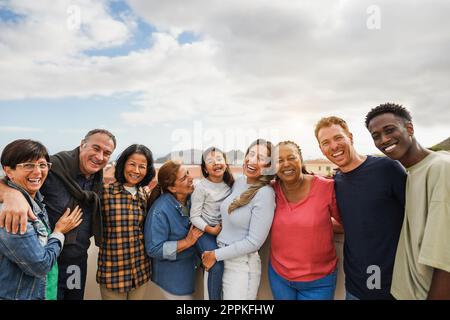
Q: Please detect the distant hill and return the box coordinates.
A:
[156,149,245,165]
[225,150,245,165]
[156,149,203,164]
[430,137,450,151]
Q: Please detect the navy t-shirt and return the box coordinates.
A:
[334,155,406,300]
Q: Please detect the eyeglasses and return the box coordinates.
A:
[205,157,225,165]
[16,162,52,172]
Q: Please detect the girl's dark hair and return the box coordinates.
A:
[115,144,156,187]
[147,160,181,209]
[1,139,50,169]
[201,146,235,188]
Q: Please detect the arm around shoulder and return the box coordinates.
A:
[0,181,36,234]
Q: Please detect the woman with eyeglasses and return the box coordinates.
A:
[0,139,83,300]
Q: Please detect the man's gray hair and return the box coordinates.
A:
[82,129,117,148]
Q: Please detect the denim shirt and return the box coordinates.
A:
[144,193,198,296]
[0,182,65,300]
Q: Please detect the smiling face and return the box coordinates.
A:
[123,153,148,187]
[317,124,355,170]
[4,157,49,198]
[276,144,303,184]
[204,151,226,181]
[168,166,195,201]
[367,112,413,161]
[79,133,115,176]
[244,144,270,183]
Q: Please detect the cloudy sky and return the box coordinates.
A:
[0,0,449,160]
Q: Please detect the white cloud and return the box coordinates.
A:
[0,0,449,157]
[1,0,131,58]
[0,126,43,133]
[126,0,450,124]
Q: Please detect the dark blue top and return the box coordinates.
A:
[144,193,198,296]
[40,171,94,261]
[334,156,406,300]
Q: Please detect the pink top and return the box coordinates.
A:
[270,175,342,282]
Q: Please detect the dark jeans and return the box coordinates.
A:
[57,257,88,300]
[195,233,224,300]
[345,290,360,300]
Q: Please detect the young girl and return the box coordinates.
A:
[201,139,276,300]
[97,144,156,300]
[190,147,234,300]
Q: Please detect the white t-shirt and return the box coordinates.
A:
[123,185,137,196]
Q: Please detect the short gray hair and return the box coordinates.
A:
[83,129,117,148]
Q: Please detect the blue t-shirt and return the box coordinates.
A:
[334,155,406,300]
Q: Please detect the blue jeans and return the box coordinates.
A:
[195,233,224,300]
[345,290,360,300]
[268,261,337,300]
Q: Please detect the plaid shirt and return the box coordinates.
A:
[96,182,150,292]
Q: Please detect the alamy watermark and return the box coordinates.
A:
[67,5,81,31]
[367,5,381,30]
[66,265,81,290]
[366,265,381,290]
[169,121,280,175]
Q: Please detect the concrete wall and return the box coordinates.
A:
[84,234,345,300]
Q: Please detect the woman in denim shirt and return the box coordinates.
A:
[144,160,204,299]
[0,139,82,300]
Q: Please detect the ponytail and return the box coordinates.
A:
[147,183,163,209]
[147,160,182,209]
[228,174,274,213]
